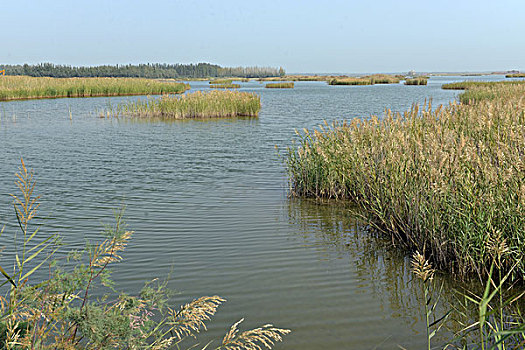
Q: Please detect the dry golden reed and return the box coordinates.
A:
[0,75,189,101]
[265,82,294,89]
[286,83,525,280]
[119,90,261,119]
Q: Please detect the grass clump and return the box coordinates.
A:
[209,79,233,85]
[265,82,294,89]
[405,77,428,85]
[0,159,290,349]
[286,83,525,282]
[441,80,525,90]
[328,74,401,86]
[209,84,241,89]
[119,90,261,119]
[328,77,372,86]
[0,76,189,101]
[367,74,401,84]
[506,73,525,78]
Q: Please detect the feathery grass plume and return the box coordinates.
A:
[411,252,450,350]
[219,319,291,350]
[286,83,525,282]
[169,296,225,340]
[118,90,261,119]
[265,82,294,89]
[405,77,428,85]
[0,76,189,101]
[411,251,434,283]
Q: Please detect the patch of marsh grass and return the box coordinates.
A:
[506,73,525,78]
[286,83,525,282]
[328,74,401,86]
[265,82,294,89]
[405,77,428,85]
[0,76,189,101]
[441,80,525,90]
[118,90,261,119]
[328,77,372,86]
[209,79,233,85]
[367,74,401,84]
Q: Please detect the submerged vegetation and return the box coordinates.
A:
[286,82,525,282]
[0,160,290,348]
[265,82,294,89]
[117,90,261,119]
[404,77,428,85]
[0,76,190,101]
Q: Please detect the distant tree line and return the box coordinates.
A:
[0,63,284,79]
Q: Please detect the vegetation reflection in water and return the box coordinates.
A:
[286,199,456,348]
[286,199,525,349]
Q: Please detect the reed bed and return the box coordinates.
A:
[286,83,525,281]
[328,74,401,86]
[404,77,428,85]
[367,74,401,84]
[119,90,261,119]
[441,80,525,90]
[506,73,525,78]
[209,83,241,89]
[265,82,294,89]
[328,77,372,86]
[0,75,189,101]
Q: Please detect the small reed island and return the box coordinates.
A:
[120,90,261,119]
[0,76,189,101]
[265,82,294,89]
[328,74,403,85]
[404,77,428,85]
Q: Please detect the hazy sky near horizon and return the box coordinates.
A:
[1,0,524,73]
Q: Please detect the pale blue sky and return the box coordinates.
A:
[1,0,523,73]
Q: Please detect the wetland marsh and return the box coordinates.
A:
[0,75,516,349]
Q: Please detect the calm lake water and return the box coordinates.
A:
[0,75,507,349]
